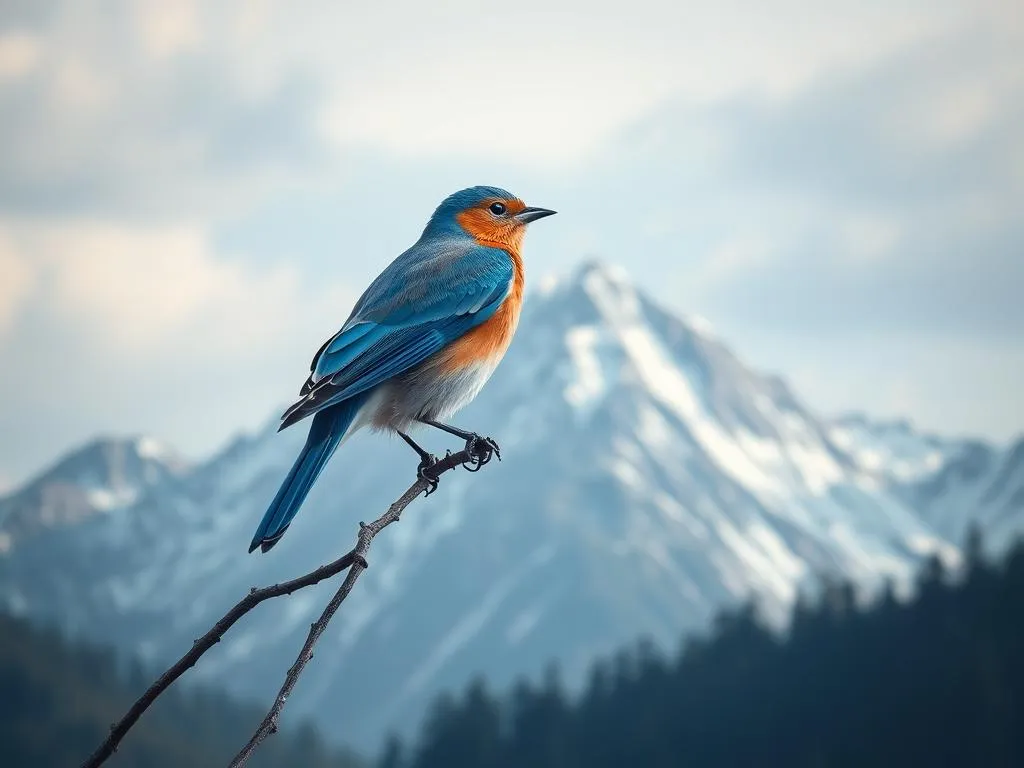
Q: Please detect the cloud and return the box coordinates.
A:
[308,0,965,167]
[0,217,354,485]
[0,31,42,81]
[0,0,981,218]
[1,217,352,357]
[133,0,203,59]
[736,330,1024,442]
[1,0,1022,485]
[11,222,313,352]
[0,1,330,220]
[0,228,35,335]
[583,12,1024,341]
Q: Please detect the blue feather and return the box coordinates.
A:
[278,243,513,429]
[248,395,368,553]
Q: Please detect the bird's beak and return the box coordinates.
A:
[515,206,557,224]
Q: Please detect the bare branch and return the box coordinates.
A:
[79,553,360,768]
[79,445,488,768]
[227,446,483,766]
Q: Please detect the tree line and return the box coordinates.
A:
[0,611,364,767]
[385,527,1024,768]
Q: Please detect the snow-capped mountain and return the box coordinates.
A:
[825,414,1024,553]
[906,438,1024,550]
[0,436,188,554]
[0,262,996,751]
[827,413,970,483]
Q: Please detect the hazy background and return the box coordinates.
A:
[1,0,1021,490]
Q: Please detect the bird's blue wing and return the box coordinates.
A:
[281,239,512,429]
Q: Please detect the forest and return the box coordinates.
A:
[386,527,1024,768]
[4,527,1022,767]
[0,611,362,767]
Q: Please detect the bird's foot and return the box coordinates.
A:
[462,434,501,472]
[417,454,440,496]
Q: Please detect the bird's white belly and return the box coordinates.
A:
[425,357,503,419]
[351,354,503,436]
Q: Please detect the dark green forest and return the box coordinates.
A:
[0,612,363,768]
[388,528,1024,768]
[4,529,1023,768]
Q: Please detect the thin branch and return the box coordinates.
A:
[227,446,484,766]
[79,445,488,768]
[79,553,360,768]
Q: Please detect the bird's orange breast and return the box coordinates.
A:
[439,252,524,372]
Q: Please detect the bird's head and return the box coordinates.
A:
[423,185,556,253]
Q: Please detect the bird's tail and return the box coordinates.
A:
[248,397,365,554]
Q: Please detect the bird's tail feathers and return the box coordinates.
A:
[249,397,365,553]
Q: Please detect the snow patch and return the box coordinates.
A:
[619,324,787,503]
[905,534,962,568]
[535,272,561,296]
[635,403,677,453]
[715,518,801,603]
[86,487,139,511]
[136,436,171,461]
[685,313,716,337]
[506,600,549,646]
[563,326,607,416]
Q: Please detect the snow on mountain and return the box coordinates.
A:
[0,261,968,751]
[906,438,1024,552]
[825,413,1024,554]
[0,436,189,554]
[827,413,969,483]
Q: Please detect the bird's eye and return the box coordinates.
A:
[488,202,507,216]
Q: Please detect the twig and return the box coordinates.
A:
[78,445,488,768]
[227,446,482,766]
[80,553,361,768]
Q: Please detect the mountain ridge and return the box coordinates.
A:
[0,260,1017,751]
[0,435,189,553]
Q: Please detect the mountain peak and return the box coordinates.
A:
[536,260,719,348]
[0,259,1002,754]
[574,258,633,286]
[0,435,189,551]
[535,259,634,303]
[44,435,190,485]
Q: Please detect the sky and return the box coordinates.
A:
[0,0,1021,491]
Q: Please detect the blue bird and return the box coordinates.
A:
[248,186,556,553]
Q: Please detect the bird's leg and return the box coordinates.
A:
[418,418,501,471]
[397,430,440,495]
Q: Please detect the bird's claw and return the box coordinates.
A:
[462,434,500,471]
[417,454,440,496]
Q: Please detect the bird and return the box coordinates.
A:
[248,185,556,554]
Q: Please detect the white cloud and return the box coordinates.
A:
[838,214,902,264]
[878,44,1019,152]
[1,0,1021,485]
[0,229,35,336]
[2,219,350,358]
[697,236,777,285]
[134,0,202,59]
[752,333,1024,442]
[0,32,42,82]
[51,53,116,112]
[226,0,970,167]
[0,216,356,487]
[0,0,1009,214]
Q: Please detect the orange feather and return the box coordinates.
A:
[438,196,531,372]
[439,250,525,371]
[455,197,528,255]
